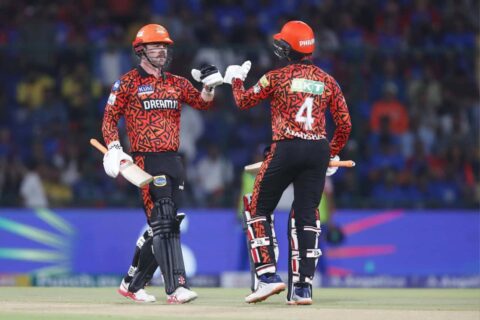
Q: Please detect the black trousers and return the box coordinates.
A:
[251,138,330,224]
[133,152,185,220]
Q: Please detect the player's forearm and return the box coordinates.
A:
[189,91,213,110]
[101,112,121,146]
[329,90,351,156]
[232,79,257,110]
[329,123,352,156]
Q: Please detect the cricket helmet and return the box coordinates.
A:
[273,21,315,59]
[132,24,173,54]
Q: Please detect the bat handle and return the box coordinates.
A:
[90,138,108,154]
[329,160,356,167]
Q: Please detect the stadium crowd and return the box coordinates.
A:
[0,0,478,209]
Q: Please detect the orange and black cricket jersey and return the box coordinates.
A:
[232,61,351,156]
[102,66,212,152]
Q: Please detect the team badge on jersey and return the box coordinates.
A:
[153,175,167,187]
[112,80,121,91]
[138,84,154,95]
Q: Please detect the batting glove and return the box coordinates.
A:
[224,60,251,84]
[191,64,224,89]
[326,155,340,177]
[103,141,133,178]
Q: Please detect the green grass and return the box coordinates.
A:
[0,287,479,320]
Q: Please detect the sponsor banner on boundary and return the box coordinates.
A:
[8,273,480,288]
[323,275,480,288]
[220,273,480,288]
[1,209,478,277]
[30,274,220,288]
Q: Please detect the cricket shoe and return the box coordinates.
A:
[245,274,286,303]
[286,284,312,305]
[167,287,198,304]
[117,279,156,303]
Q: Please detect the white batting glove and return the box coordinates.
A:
[103,141,133,178]
[191,64,224,89]
[224,60,251,84]
[326,155,340,177]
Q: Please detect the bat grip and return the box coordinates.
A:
[329,160,355,167]
[90,139,108,154]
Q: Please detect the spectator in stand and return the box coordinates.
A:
[370,82,409,136]
[179,106,204,165]
[16,69,55,110]
[0,0,477,209]
[20,161,48,208]
[194,144,234,207]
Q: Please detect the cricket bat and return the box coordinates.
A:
[244,159,355,175]
[90,139,153,188]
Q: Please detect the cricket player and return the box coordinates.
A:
[102,23,223,304]
[224,20,352,305]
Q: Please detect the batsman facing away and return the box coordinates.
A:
[100,23,223,304]
[224,20,352,305]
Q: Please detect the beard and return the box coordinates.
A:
[149,57,166,68]
[146,52,168,68]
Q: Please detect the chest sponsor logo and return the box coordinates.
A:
[291,79,325,95]
[138,84,154,95]
[143,99,178,110]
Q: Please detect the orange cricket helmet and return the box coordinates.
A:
[132,24,173,54]
[273,21,315,56]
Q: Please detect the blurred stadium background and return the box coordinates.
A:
[0,0,479,295]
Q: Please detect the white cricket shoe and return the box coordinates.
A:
[245,274,286,303]
[117,279,156,303]
[167,287,198,304]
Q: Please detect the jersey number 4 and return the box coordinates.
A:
[295,97,314,130]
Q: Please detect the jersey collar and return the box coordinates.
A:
[136,65,150,78]
[292,59,313,66]
[136,65,167,80]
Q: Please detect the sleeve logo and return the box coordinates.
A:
[259,75,269,87]
[107,93,116,105]
[112,80,121,91]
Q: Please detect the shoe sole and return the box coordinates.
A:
[286,299,313,306]
[117,289,156,303]
[167,295,198,304]
[246,283,286,304]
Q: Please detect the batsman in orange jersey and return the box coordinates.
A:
[224,21,352,305]
[101,24,223,304]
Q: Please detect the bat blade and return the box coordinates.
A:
[119,160,153,188]
[244,162,262,174]
[90,138,153,188]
